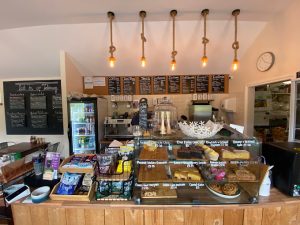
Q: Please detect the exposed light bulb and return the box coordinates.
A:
[108,56,116,68]
[171,59,176,71]
[201,56,208,67]
[232,58,239,71]
[141,56,146,67]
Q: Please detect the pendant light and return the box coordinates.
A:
[139,11,147,67]
[201,9,209,67]
[232,9,240,71]
[107,11,116,68]
[170,10,178,71]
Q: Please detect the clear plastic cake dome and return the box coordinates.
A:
[153,97,178,135]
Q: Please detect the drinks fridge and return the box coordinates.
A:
[68,97,107,154]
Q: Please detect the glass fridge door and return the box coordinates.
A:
[70,102,96,154]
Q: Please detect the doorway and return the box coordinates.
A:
[253,80,291,142]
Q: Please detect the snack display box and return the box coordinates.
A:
[59,154,96,174]
[133,128,261,205]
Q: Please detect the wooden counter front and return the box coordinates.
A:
[12,189,300,225]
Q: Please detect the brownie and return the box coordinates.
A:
[190,150,203,159]
[177,147,191,158]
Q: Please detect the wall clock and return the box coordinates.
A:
[256,52,275,72]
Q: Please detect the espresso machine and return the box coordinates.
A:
[104,117,133,139]
[189,101,212,122]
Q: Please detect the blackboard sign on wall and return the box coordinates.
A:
[153,76,166,94]
[123,77,136,95]
[108,77,121,95]
[3,80,63,135]
[196,75,209,93]
[168,75,180,94]
[182,75,195,94]
[139,77,152,95]
[212,75,225,93]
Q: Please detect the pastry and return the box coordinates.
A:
[208,183,222,193]
[222,149,250,160]
[187,172,201,181]
[143,141,157,151]
[226,167,256,181]
[203,146,219,161]
[173,167,202,181]
[222,183,238,196]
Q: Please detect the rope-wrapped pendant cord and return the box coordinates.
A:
[171,14,177,60]
[141,16,145,57]
[109,16,116,57]
[202,13,209,57]
[232,12,239,59]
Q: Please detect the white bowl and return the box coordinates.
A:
[31,186,50,203]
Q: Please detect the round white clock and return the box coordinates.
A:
[256,52,275,72]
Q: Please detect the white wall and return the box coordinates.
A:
[230,0,300,133]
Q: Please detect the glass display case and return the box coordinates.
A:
[133,127,261,205]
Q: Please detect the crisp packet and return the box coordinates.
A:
[56,173,82,195]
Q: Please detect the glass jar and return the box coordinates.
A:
[153,97,178,135]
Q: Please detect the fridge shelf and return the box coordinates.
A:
[74,147,95,151]
[74,134,95,137]
[72,122,95,125]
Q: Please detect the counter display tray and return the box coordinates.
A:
[50,182,95,202]
[59,154,96,174]
[141,186,177,199]
[139,147,168,161]
[138,165,171,183]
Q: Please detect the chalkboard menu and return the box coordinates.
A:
[139,77,152,95]
[153,76,166,94]
[168,76,180,94]
[182,75,195,94]
[108,77,121,95]
[123,77,136,95]
[196,75,209,93]
[212,75,225,93]
[3,80,63,135]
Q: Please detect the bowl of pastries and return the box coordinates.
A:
[206,182,240,199]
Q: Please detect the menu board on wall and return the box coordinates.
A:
[211,75,225,93]
[123,77,136,95]
[182,75,195,94]
[108,77,121,95]
[3,80,63,135]
[196,75,209,93]
[168,75,180,94]
[139,77,152,95]
[153,76,166,94]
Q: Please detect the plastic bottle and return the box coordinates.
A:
[259,166,273,196]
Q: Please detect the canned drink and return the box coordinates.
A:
[10,153,16,162]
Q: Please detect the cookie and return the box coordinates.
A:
[222,183,238,196]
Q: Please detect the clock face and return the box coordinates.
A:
[256,52,275,72]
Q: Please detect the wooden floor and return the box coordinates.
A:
[12,189,300,225]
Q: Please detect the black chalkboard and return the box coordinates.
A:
[3,80,63,135]
[153,76,166,94]
[108,77,121,95]
[139,98,148,130]
[212,75,225,93]
[168,76,180,94]
[196,75,209,93]
[123,77,136,95]
[182,75,195,94]
[139,77,152,95]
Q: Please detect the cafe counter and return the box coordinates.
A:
[12,188,300,225]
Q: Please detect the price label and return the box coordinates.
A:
[147,165,156,169]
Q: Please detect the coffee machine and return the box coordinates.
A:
[104,117,133,139]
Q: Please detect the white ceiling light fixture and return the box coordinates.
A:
[139,10,147,67]
[170,9,178,71]
[201,9,209,67]
[232,9,240,71]
[107,11,116,68]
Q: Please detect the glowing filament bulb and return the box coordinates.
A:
[171,59,176,71]
[108,56,116,68]
[141,56,146,67]
[232,58,239,71]
[201,56,208,67]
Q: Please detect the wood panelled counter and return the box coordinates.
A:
[12,189,300,225]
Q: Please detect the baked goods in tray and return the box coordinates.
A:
[226,166,256,181]
[201,165,226,181]
[202,145,219,161]
[173,167,203,182]
[221,149,250,160]
[176,146,204,159]
[207,182,240,198]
